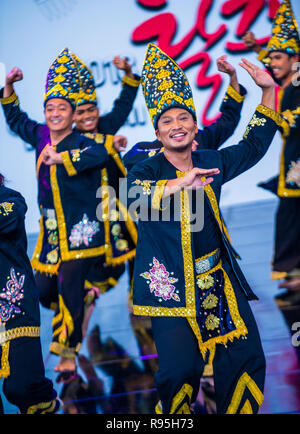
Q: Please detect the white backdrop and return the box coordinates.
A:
[0,0,300,233]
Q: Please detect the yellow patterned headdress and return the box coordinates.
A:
[71,52,98,106]
[141,43,197,129]
[44,47,79,108]
[267,0,300,55]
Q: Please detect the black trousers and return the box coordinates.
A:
[0,337,57,414]
[35,258,95,357]
[151,287,266,414]
[273,197,300,273]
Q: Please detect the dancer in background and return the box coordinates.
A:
[0,173,59,414]
[0,48,122,379]
[243,0,300,296]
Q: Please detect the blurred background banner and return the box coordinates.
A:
[1,0,300,233]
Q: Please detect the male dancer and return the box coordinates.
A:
[0,174,59,413]
[243,0,300,294]
[0,48,121,378]
[126,43,282,414]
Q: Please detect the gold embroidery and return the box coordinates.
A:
[226,372,264,414]
[26,399,58,414]
[256,104,283,127]
[202,293,218,309]
[50,163,106,261]
[240,399,253,414]
[205,314,220,330]
[0,202,14,216]
[0,341,10,379]
[31,216,61,276]
[226,85,245,103]
[197,274,214,290]
[61,151,77,176]
[187,262,248,357]
[52,294,74,345]
[170,384,193,414]
[152,180,168,210]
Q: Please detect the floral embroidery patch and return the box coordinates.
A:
[69,214,100,248]
[0,202,14,216]
[286,159,300,188]
[140,257,180,302]
[243,114,267,139]
[132,179,154,195]
[0,268,25,324]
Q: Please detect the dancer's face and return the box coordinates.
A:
[74,103,99,133]
[44,98,74,133]
[156,108,198,153]
[269,52,299,81]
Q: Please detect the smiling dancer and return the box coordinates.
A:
[126,43,282,414]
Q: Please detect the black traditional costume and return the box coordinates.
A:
[126,43,282,414]
[255,0,300,281]
[0,184,59,413]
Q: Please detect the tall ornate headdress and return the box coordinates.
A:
[71,52,98,106]
[141,43,196,129]
[267,0,300,54]
[44,47,79,108]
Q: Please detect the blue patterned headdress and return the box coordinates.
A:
[70,52,98,107]
[267,0,300,55]
[141,43,197,129]
[44,47,79,108]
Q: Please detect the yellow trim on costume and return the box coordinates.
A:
[61,151,77,176]
[50,342,79,358]
[0,326,40,379]
[240,399,253,414]
[152,180,168,210]
[26,399,58,415]
[50,163,106,261]
[226,372,264,414]
[122,75,141,88]
[155,401,163,414]
[84,277,119,294]
[195,248,219,264]
[170,384,193,414]
[0,341,10,379]
[102,171,137,266]
[256,104,283,127]
[271,270,288,280]
[187,261,248,357]
[204,184,224,235]
[278,135,300,197]
[52,294,74,345]
[31,215,61,276]
[226,85,245,103]
[36,144,50,179]
[276,88,300,197]
[0,91,18,105]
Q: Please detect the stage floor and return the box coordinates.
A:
[1,199,300,414]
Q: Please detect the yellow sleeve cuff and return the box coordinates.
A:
[122,75,140,88]
[61,151,77,176]
[1,91,18,105]
[226,85,245,103]
[256,104,283,127]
